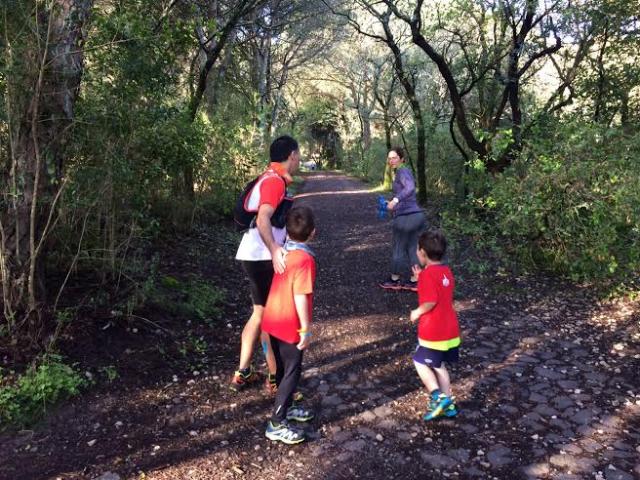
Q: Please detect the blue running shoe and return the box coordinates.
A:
[443,403,458,418]
[425,398,458,419]
[423,393,453,421]
[265,420,305,444]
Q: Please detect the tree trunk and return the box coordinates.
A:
[268,64,290,137]
[1,0,93,339]
[186,0,260,198]
[593,25,609,123]
[254,33,272,143]
[378,19,427,204]
[409,34,488,160]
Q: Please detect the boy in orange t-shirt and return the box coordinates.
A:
[409,229,461,421]
[262,206,317,444]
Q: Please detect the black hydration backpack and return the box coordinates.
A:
[233,172,293,232]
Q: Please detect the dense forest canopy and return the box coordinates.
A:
[0,0,639,353]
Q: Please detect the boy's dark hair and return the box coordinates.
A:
[418,229,447,261]
[270,135,299,162]
[390,146,405,159]
[286,206,315,242]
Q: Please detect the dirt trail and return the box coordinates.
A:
[1,172,638,480]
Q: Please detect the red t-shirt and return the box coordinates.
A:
[258,162,289,209]
[262,250,316,344]
[417,264,460,350]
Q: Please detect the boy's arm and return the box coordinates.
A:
[410,301,436,323]
[294,293,311,350]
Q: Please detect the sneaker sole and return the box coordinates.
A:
[401,286,418,292]
[379,284,402,290]
[265,431,305,445]
[423,409,444,421]
[286,413,315,422]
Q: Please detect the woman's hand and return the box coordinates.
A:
[410,308,421,323]
[386,198,398,210]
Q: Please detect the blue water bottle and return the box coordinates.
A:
[377,195,387,219]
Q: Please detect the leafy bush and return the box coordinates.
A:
[153,276,225,323]
[0,356,85,429]
[480,123,640,283]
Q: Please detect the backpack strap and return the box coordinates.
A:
[243,169,286,213]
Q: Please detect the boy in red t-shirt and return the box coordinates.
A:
[262,206,317,444]
[409,229,461,421]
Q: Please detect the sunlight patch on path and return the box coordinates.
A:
[295,189,373,199]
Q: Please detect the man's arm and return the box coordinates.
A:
[256,203,286,274]
[294,293,311,350]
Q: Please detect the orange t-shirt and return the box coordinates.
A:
[262,250,316,344]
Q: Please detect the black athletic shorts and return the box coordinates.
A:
[413,345,460,368]
[241,260,274,307]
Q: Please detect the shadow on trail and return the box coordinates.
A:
[0,172,638,480]
[310,283,640,479]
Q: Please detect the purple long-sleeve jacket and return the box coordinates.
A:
[392,166,423,217]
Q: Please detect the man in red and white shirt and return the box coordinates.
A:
[230,136,300,392]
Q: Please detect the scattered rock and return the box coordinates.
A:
[487,446,512,467]
[549,454,595,471]
[344,440,366,452]
[93,473,121,480]
[605,467,634,480]
[360,410,377,422]
[521,463,550,478]
[449,448,470,463]
[571,409,594,425]
[420,453,456,469]
[373,405,393,418]
[321,394,342,407]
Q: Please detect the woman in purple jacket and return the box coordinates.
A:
[379,147,427,292]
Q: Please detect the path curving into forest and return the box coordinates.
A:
[0,172,638,480]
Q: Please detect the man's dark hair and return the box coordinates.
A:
[286,206,315,242]
[390,146,405,159]
[270,135,299,162]
[418,229,447,261]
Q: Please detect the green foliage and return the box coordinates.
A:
[152,276,226,324]
[343,138,388,182]
[0,356,85,429]
[99,365,119,383]
[196,120,262,216]
[475,122,640,284]
[295,95,342,169]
